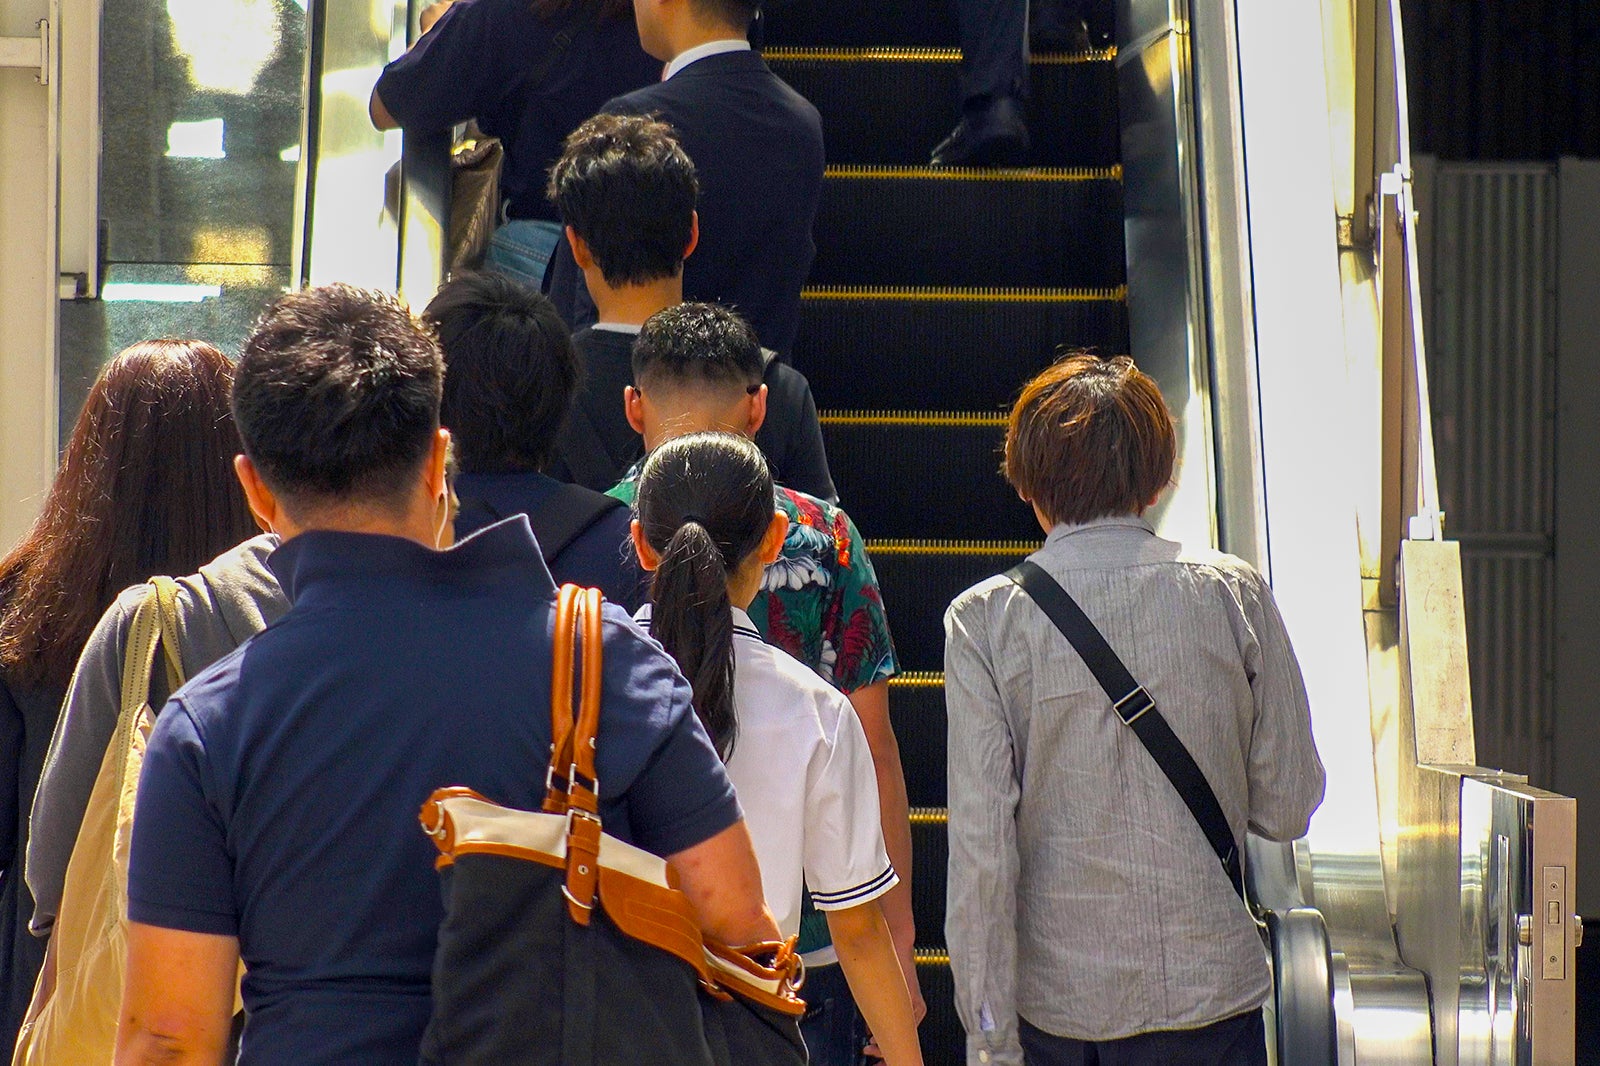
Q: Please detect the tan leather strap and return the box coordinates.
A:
[562,586,604,924]
[543,585,581,813]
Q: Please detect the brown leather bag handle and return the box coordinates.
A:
[543,585,581,813]
[544,584,606,924]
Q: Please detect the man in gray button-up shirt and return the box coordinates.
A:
[944,355,1325,1065]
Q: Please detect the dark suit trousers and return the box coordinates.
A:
[1019,1012,1268,1066]
[957,0,1029,103]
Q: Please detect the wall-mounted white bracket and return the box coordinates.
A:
[0,20,51,85]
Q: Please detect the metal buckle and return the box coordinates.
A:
[1113,686,1155,725]
[569,763,600,804]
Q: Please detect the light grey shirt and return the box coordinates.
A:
[943,516,1325,1059]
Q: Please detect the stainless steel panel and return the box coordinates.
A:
[294,0,409,290]
[1114,0,1217,551]
[1457,775,1578,1065]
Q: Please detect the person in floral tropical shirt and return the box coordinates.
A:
[606,302,925,1058]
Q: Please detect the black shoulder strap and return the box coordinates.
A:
[1006,560,1245,900]
[525,482,625,563]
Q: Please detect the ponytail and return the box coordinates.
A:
[649,521,738,759]
[635,432,776,763]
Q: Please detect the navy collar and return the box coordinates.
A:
[268,515,556,607]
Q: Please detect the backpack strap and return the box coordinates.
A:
[1005,560,1245,900]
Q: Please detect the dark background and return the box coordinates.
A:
[1403,0,1600,159]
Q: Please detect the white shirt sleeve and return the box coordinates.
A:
[802,691,897,910]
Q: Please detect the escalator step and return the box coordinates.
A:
[795,286,1128,411]
[822,414,1040,541]
[812,166,1126,289]
[768,48,1119,168]
[911,807,950,954]
[914,949,964,1063]
[890,673,948,808]
[762,4,960,48]
[870,541,1039,673]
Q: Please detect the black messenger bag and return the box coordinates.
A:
[419,584,807,1066]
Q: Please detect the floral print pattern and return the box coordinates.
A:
[609,476,898,694]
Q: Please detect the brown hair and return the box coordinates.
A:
[0,340,257,691]
[1003,354,1176,527]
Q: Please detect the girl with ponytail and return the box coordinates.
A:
[633,432,924,1066]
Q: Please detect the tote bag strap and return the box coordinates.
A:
[543,584,607,924]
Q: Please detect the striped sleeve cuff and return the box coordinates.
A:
[810,865,899,910]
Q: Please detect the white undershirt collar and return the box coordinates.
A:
[592,322,643,335]
[664,38,751,81]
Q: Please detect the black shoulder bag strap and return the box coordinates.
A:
[1006,560,1245,900]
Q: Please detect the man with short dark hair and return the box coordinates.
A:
[424,272,644,608]
[547,0,824,361]
[612,302,925,1065]
[546,113,835,501]
[115,284,777,1064]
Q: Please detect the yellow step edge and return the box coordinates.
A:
[802,285,1127,303]
[915,948,952,966]
[764,45,1116,66]
[866,539,1041,558]
[819,409,1006,428]
[890,671,944,689]
[910,807,950,826]
[826,163,1121,182]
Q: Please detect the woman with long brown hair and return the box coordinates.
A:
[0,339,256,1049]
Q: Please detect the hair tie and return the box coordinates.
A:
[680,513,707,529]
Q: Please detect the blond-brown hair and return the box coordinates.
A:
[1003,354,1176,526]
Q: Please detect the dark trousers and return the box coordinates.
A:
[1019,1011,1268,1066]
[955,0,1089,104]
[799,962,870,1066]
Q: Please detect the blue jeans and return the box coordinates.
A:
[800,961,871,1066]
[484,218,563,291]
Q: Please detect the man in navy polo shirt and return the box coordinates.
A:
[116,284,778,1064]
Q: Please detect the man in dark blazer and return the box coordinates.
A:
[547,0,823,361]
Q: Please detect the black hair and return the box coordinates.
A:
[635,432,774,761]
[233,283,443,510]
[632,302,764,397]
[547,113,699,288]
[424,272,579,474]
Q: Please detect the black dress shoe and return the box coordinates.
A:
[930,95,1030,168]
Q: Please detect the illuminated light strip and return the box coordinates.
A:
[915,949,952,966]
[101,282,222,303]
[826,163,1121,182]
[819,410,1007,428]
[802,285,1126,303]
[910,807,949,826]
[890,672,945,689]
[763,46,1116,66]
[866,540,1042,557]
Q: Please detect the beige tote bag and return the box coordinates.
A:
[13,578,184,1064]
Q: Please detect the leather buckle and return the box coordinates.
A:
[1113,686,1155,725]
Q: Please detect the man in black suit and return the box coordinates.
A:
[933,0,1095,168]
[548,0,824,361]
[544,112,836,503]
